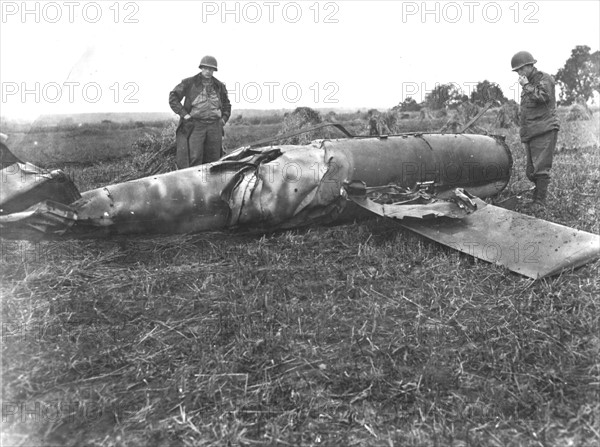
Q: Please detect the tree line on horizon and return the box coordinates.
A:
[396,45,600,112]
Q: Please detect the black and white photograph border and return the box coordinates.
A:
[1,1,599,446]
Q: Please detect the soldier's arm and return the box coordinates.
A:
[168,80,188,117]
[220,84,232,123]
[522,77,553,105]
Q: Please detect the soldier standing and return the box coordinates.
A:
[169,55,231,168]
[511,51,559,210]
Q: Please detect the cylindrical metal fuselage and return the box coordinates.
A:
[71,134,512,236]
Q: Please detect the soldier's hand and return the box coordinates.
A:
[518,75,529,87]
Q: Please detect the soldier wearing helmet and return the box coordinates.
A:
[511,51,559,210]
[169,55,231,168]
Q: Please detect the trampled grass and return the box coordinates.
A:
[1,111,599,446]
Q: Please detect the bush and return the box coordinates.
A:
[278,107,324,144]
[567,103,593,121]
[395,96,422,112]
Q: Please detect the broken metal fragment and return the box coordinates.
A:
[0,200,77,239]
[399,203,600,279]
[343,180,484,220]
[0,161,80,214]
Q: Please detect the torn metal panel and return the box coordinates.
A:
[225,143,349,231]
[399,204,600,279]
[0,161,81,214]
[343,181,485,220]
[0,200,77,239]
[1,135,22,165]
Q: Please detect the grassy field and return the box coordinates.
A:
[1,109,599,446]
[1,110,442,169]
[4,122,168,166]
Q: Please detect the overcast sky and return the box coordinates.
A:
[1,0,599,119]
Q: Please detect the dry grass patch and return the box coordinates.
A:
[2,111,599,446]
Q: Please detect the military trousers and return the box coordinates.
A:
[524,129,558,181]
[176,119,222,169]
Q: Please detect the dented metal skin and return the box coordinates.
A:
[69,133,512,236]
[3,133,598,280]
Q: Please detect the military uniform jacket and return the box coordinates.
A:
[169,74,232,124]
[519,68,559,142]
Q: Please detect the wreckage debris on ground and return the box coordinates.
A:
[1,131,598,279]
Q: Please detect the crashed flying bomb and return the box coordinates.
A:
[1,127,599,279]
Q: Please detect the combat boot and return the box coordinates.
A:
[530,177,550,211]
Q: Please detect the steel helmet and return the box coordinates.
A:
[199,55,218,71]
[511,51,537,71]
